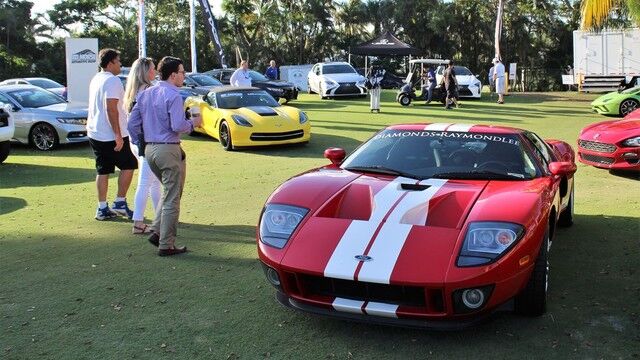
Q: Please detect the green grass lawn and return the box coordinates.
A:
[1,91,639,359]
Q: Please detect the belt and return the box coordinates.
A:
[147,142,180,145]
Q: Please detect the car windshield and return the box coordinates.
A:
[620,85,640,94]
[341,129,539,180]
[248,70,269,82]
[29,79,63,89]
[454,66,473,75]
[323,64,356,74]
[216,90,279,109]
[7,88,65,108]
[190,74,222,86]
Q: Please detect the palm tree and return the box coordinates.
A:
[580,0,640,30]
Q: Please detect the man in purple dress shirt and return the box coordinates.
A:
[128,56,202,256]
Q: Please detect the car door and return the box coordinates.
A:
[203,92,223,139]
[308,65,319,92]
[0,92,26,141]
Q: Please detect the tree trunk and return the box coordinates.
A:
[495,0,504,60]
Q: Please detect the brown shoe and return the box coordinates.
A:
[147,233,159,247]
[158,246,187,257]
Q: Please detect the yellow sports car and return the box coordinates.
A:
[184,86,310,150]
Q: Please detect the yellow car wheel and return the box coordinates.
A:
[219,121,233,151]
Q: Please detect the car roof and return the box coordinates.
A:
[410,58,450,65]
[386,123,524,135]
[208,86,264,93]
[317,62,352,66]
[0,84,43,92]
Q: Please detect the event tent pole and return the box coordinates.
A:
[137,0,146,58]
[190,0,197,72]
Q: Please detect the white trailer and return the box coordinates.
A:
[573,28,640,92]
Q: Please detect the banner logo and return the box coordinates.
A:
[71,49,96,64]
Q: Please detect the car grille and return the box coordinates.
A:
[458,88,472,96]
[580,153,614,165]
[250,130,304,141]
[578,139,616,153]
[335,82,360,95]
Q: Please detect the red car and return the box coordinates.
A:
[258,123,576,328]
[578,109,640,170]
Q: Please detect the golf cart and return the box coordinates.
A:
[396,58,449,106]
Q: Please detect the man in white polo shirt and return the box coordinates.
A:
[230,60,252,87]
[86,48,137,220]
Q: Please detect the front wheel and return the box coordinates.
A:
[515,227,549,316]
[619,99,639,116]
[398,94,411,106]
[219,121,233,151]
[30,122,59,151]
[0,141,10,163]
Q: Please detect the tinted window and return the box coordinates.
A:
[322,64,356,74]
[621,85,640,94]
[523,132,554,165]
[0,92,15,107]
[216,90,279,109]
[29,79,63,89]
[454,66,472,75]
[190,74,222,86]
[342,129,539,180]
[7,88,65,108]
[248,70,268,82]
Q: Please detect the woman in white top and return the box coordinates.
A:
[493,58,506,104]
[123,58,162,234]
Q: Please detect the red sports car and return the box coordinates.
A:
[257,123,577,329]
[577,109,640,170]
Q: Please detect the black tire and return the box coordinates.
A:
[399,94,411,107]
[29,122,59,151]
[558,185,574,227]
[515,228,549,316]
[219,121,233,151]
[619,99,639,116]
[0,141,10,164]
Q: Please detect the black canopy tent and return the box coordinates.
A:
[349,31,420,71]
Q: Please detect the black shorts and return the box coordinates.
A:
[89,137,138,175]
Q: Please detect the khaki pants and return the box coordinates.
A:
[145,144,186,249]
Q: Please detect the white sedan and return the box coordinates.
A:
[436,65,482,99]
[307,62,367,99]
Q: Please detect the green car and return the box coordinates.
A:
[591,86,640,117]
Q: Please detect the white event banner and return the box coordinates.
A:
[65,38,98,107]
[280,65,313,92]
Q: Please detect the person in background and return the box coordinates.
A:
[264,60,278,80]
[443,61,459,109]
[488,63,495,97]
[128,56,203,257]
[123,57,162,235]
[425,65,436,104]
[230,60,252,87]
[493,57,506,104]
[86,48,137,220]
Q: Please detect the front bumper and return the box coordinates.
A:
[322,82,367,97]
[57,123,88,144]
[231,125,311,147]
[458,84,481,98]
[578,139,640,170]
[276,291,509,330]
[591,103,617,115]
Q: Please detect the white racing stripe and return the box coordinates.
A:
[357,179,448,284]
[324,177,415,280]
[365,302,399,318]
[332,297,365,314]
[424,123,452,131]
[446,123,474,132]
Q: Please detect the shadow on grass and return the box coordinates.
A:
[236,133,362,158]
[0,197,27,215]
[609,169,640,180]
[0,163,95,188]
[9,141,93,158]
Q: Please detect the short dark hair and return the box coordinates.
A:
[157,56,183,80]
[99,48,120,69]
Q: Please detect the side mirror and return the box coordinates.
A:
[548,162,577,176]
[324,147,346,167]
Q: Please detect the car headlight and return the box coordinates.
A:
[231,114,252,127]
[601,97,612,104]
[299,111,308,124]
[57,117,87,125]
[266,87,284,93]
[322,79,338,88]
[457,222,525,267]
[622,136,640,147]
[259,204,308,249]
[356,79,366,87]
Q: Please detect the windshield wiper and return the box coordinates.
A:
[431,170,524,180]
[344,165,421,180]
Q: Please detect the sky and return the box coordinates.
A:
[31,1,225,18]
